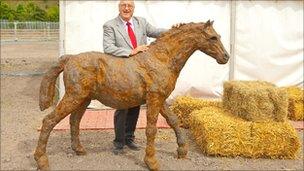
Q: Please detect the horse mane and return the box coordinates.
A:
[137,22,206,63]
[150,22,205,46]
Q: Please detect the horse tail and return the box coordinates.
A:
[39,55,71,111]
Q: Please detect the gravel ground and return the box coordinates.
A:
[1,41,303,170]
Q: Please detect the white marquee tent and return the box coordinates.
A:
[59,0,303,108]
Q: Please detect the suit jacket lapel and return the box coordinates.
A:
[115,17,133,49]
[133,17,141,45]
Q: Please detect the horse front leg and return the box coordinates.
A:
[34,94,87,170]
[69,100,91,155]
[160,102,188,158]
[144,94,164,171]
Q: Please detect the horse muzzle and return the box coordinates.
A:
[217,53,230,64]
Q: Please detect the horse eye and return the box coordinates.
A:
[210,36,217,41]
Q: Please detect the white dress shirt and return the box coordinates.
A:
[119,17,135,33]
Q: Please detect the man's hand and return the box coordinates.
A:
[172,23,185,28]
[130,45,149,56]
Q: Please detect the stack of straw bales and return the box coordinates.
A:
[282,86,304,121]
[222,80,289,122]
[190,107,300,159]
[170,96,221,128]
[172,80,301,159]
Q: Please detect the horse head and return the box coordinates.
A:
[196,20,230,64]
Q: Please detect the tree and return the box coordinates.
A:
[24,2,47,21]
[46,5,59,22]
[0,1,16,21]
[0,1,59,21]
[16,4,26,21]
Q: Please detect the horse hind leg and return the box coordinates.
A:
[34,94,88,170]
[69,100,91,155]
[160,102,188,158]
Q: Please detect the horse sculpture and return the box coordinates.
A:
[34,20,229,170]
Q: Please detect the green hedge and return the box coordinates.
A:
[0,1,59,22]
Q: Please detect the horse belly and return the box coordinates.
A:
[94,72,146,109]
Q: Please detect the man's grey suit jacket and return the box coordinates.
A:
[103,16,166,57]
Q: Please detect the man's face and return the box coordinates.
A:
[119,0,135,21]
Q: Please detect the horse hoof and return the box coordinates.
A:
[72,146,87,155]
[177,146,188,159]
[144,156,159,171]
[75,149,87,155]
[36,155,50,170]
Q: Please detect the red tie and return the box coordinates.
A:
[126,22,137,49]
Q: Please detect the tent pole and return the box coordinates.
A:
[59,0,66,100]
[229,0,236,80]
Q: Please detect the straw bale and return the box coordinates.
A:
[251,122,301,159]
[190,107,252,157]
[282,86,303,121]
[223,80,288,122]
[170,96,221,128]
[189,107,301,159]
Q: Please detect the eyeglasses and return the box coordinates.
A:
[119,4,134,9]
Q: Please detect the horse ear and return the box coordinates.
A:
[206,20,211,25]
[204,20,211,29]
[206,20,214,26]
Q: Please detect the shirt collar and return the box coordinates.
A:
[119,16,134,26]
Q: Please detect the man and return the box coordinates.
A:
[103,0,167,155]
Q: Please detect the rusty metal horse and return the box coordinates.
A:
[34,20,229,170]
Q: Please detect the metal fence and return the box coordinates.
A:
[0,21,59,42]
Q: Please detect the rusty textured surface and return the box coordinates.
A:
[34,21,230,170]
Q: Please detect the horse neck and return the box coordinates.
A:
[170,40,197,73]
[155,32,199,74]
